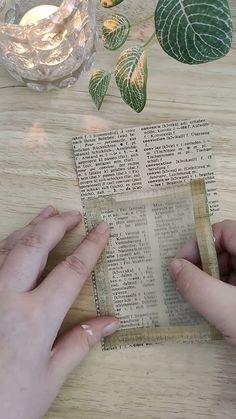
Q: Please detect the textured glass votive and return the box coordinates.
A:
[0,0,97,90]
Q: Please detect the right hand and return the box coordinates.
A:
[169,220,236,346]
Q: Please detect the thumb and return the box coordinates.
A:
[169,258,236,335]
[49,316,119,385]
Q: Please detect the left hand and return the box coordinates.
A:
[0,206,119,419]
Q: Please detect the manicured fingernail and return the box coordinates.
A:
[169,259,183,279]
[103,320,120,337]
[95,222,110,234]
[81,324,93,336]
[39,206,56,218]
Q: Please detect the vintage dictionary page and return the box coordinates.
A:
[72,119,221,349]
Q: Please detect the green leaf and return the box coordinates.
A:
[155,0,233,64]
[115,46,147,113]
[89,70,111,110]
[100,0,125,8]
[102,14,130,51]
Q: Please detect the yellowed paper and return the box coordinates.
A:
[72,119,221,350]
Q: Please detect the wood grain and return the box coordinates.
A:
[0,1,236,418]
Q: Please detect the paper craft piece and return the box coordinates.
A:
[72,119,221,349]
[84,179,220,349]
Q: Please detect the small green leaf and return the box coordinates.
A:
[115,46,147,113]
[102,14,130,51]
[89,70,111,110]
[100,0,125,8]
[155,0,233,64]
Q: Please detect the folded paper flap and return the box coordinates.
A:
[191,179,220,279]
[85,182,192,208]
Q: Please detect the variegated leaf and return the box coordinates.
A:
[155,0,233,64]
[100,0,125,8]
[115,46,147,113]
[89,70,111,110]
[102,14,130,50]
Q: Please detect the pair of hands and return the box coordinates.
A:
[0,207,236,419]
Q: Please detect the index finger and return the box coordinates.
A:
[213,220,236,255]
[176,220,236,264]
[176,235,200,264]
[35,222,110,331]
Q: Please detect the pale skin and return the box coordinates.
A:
[0,206,119,419]
[0,209,236,419]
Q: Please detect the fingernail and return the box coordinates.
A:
[103,320,120,337]
[95,222,110,234]
[39,206,56,218]
[169,259,183,279]
[81,324,93,336]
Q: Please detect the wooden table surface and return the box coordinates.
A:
[0,2,236,418]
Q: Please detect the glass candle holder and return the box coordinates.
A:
[0,0,97,90]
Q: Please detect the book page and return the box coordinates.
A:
[72,119,221,349]
[73,119,219,216]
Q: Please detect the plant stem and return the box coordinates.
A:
[143,31,157,49]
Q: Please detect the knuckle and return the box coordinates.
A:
[84,231,101,246]
[20,232,42,249]
[0,233,22,255]
[64,254,89,278]
[0,246,10,256]
[0,230,21,253]
[82,231,106,254]
[5,229,24,246]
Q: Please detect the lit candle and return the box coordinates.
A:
[20,4,58,26]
